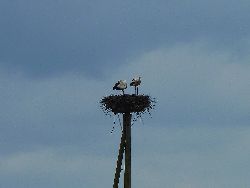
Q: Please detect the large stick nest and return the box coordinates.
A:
[100,94,156,114]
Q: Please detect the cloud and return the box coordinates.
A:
[131,125,250,188]
[0,147,114,188]
[113,40,250,125]
[0,71,102,125]
[0,69,114,153]
[1,0,250,77]
[1,40,249,151]
[0,39,249,187]
[1,0,250,187]
[1,125,250,188]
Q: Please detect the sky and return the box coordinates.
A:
[0,0,250,187]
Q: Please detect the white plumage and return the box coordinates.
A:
[130,76,141,95]
[113,80,127,94]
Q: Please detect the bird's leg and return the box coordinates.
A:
[136,87,138,95]
[122,90,124,95]
[134,86,136,94]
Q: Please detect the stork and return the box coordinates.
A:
[113,80,127,95]
[130,76,141,95]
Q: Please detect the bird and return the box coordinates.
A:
[113,80,127,95]
[130,76,141,95]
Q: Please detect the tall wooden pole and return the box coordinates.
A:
[124,113,132,188]
[112,113,132,188]
[113,124,126,188]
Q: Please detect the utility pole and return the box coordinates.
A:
[113,120,126,188]
[100,93,155,188]
[124,113,131,188]
[113,113,131,188]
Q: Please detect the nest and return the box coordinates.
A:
[100,94,156,115]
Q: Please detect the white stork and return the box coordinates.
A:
[130,76,141,95]
[113,80,127,95]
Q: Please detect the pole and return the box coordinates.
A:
[113,124,126,188]
[124,113,132,188]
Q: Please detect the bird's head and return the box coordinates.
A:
[120,80,126,83]
[133,76,141,81]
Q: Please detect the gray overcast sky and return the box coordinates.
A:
[0,1,250,187]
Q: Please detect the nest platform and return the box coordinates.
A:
[100,94,155,114]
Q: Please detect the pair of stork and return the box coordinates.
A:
[113,76,141,95]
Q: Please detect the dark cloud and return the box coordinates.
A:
[1,41,249,156]
[1,0,250,77]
